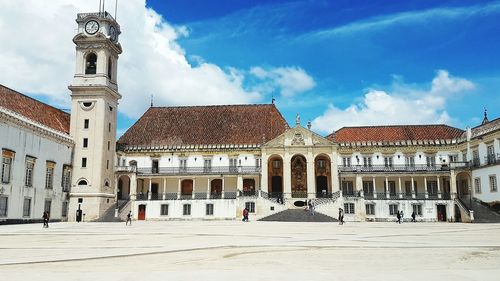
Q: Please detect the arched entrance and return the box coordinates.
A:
[268,155,283,197]
[291,154,307,198]
[243,179,256,196]
[211,179,222,198]
[315,154,331,197]
[138,204,146,220]
[181,179,193,199]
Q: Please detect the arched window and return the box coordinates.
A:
[107,57,112,80]
[78,179,88,186]
[85,53,97,74]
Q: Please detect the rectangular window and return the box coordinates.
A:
[0,197,7,217]
[472,150,480,166]
[61,201,68,217]
[362,181,373,195]
[384,157,393,168]
[365,203,375,215]
[45,162,55,189]
[108,123,111,132]
[62,166,71,192]
[462,151,467,162]
[384,181,396,195]
[317,159,326,169]
[44,199,51,214]
[412,204,422,216]
[405,181,416,195]
[272,160,280,169]
[25,157,35,187]
[490,175,498,192]
[487,145,495,164]
[363,157,372,168]
[179,159,187,172]
[23,198,31,217]
[426,156,436,167]
[206,203,214,216]
[229,158,238,172]
[204,159,212,172]
[152,159,159,173]
[474,178,481,194]
[341,181,354,195]
[183,204,191,216]
[2,150,14,184]
[405,156,415,167]
[160,204,169,216]
[82,157,87,168]
[83,138,88,148]
[106,160,109,170]
[245,202,255,213]
[342,157,351,167]
[427,181,438,195]
[448,155,458,163]
[84,119,89,129]
[107,141,110,151]
[255,158,262,168]
[344,203,355,214]
[389,204,399,216]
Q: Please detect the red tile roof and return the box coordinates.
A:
[329,125,464,143]
[118,104,289,146]
[0,84,70,134]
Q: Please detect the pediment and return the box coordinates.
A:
[263,125,334,147]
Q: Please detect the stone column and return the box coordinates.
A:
[373,177,377,199]
[261,152,268,194]
[385,176,389,199]
[192,178,196,199]
[355,175,363,197]
[306,150,315,198]
[147,178,152,200]
[130,173,137,200]
[437,176,441,199]
[398,177,402,199]
[163,178,166,200]
[424,176,428,199]
[221,177,225,199]
[237,175,243,193]
[177,178,181,199]
[450,170,457,199]
[331,152,339,193]
[207,178,210,199]
[283,152,292,198]
[411,176,415,199]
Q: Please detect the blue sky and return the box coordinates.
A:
[136,0,500,133]
[1,0,499,136]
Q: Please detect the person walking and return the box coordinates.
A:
[126,211,132,226]
[338,208,344,225]
[396,211,401,224]
[242,207,249,222]
[400,210,404,223]
[42,211,49,228]
[310,200,315,216]
[411,211,416,222]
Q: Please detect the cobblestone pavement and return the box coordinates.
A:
[1,221,499,281]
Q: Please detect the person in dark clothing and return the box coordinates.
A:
[242,208,249,222]
[338,208,344,225]
[42,211,49,228]
[126,211,132,226]
[396,211,401,224]
[411,211,416,222]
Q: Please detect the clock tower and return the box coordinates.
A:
[68,11,122,222]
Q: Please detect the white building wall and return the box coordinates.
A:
[0,121,72,222]
[472,166,499,203]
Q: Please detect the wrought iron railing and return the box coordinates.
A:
[291,191,308,198]
[115,166,137,173]
[339,164,450,173]
[137,166,261,175]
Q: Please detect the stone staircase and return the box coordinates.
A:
[93,200,130,223]
[258,208,337,222]
[470,199,500,223]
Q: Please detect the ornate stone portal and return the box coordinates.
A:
[291,155,307,197]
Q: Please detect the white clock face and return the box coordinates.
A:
[85,20,99,35]
[109,26,117,42]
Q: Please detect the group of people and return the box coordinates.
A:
[397,211,418,223]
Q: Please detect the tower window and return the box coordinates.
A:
[83,138,88,148]
[107,57,113,80]
[85,53,97,75]
[84,119,89,129]
[108,123,111,132]
[82,158,87,168]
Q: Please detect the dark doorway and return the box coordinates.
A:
[316,176,328,197]
[211,179,222,198]
[271,176,282,195]
[151,183,159,200]
[437,205,447,222]
[117,178,123,199]
[181,180,193,195]
[138,205,146,220]
[243,179,256,196]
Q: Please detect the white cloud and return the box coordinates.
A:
[0,0,264,117]
[311,70,475,134]
[249,66,315,97]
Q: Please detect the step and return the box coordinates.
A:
[258,208,337,222]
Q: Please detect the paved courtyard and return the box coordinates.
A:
[0,221,499,281]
